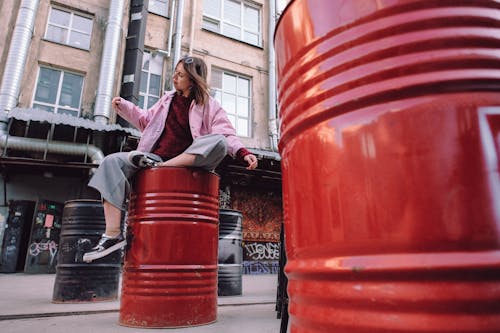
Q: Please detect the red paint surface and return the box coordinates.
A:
[119,167,219,328]
[275,0,500,332]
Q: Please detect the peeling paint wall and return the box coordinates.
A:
[231,189,282,242]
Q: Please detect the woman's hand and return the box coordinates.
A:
[111,97,122,111]
[244,154,258,170]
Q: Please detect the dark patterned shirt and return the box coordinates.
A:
[152,93,193,160]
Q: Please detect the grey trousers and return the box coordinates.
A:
[88,134,228,211]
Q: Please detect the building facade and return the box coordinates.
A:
[0,0,288,274]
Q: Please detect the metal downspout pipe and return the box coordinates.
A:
[268,0,279,151]
[188,0,196,55]
[153,0,175,59]
[0,0,104,164]
[0,0,39,119]
[172,0,185,70]
[166,0,176,57]
[0,135,104,164]
[93,0,125,125]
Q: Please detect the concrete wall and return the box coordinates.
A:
[1,0,271,149]
[144,9,174,94]
[186,0,270,150]
[5,0,130,121]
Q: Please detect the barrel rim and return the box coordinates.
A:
[139,166,221,178]
[64,199,102,205]
[219,208,243,215]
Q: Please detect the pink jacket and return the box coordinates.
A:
[115,90,245,156]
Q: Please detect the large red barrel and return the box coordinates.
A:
[275,0,500,332]
[119,167,219,328]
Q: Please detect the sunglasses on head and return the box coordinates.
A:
[182,56,203,76]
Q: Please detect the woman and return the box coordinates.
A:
[83,56,258,262]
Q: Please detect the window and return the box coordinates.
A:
[203,0,261,46]
[149,0,169,17]
[33,67,84,117]
[137,51,163,109]
[45,7,93,50]
[211,68,251,137]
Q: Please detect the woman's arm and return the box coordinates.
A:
[208,101,258,170]
[112,95,169,131]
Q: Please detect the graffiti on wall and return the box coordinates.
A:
[244,241,280,261]
[243,261,279,274]
[243,241,280,275]
[24,200,63,273]
[230,188,283,274]
[28,239,58,266]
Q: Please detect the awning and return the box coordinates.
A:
[8,108,281,160]
[8,108,141,137]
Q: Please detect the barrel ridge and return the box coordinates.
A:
[277,0,500,81]
[277,3,500,147]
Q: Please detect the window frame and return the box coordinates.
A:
[211,67,252,138]
[32,66,85,117]
[148,0,170,17]
[202,0,262,47]
[44,6,94,50]
[137,50,164,110]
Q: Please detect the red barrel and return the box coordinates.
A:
[275,0,500,332]
[119,167,219,328]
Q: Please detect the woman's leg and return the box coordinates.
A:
[84,151,141,262]
[88,152,137,212]
[160,153,196,167]
[161,134,227,170]
[103,200,122,237]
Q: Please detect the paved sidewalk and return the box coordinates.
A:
[0,273,282,332]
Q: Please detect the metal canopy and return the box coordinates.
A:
[8,108,141,137]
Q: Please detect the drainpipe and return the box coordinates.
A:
[187,0,196,55]
[153,0,175,59]
[268,0,279,151]
[152,0,183,85]
[167,0,176,57]
[0,128,104,164]
[94,0,126,125]
[0,0,39,119]
[172,0,185,70]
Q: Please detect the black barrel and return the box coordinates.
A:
[218,209,243,296]
[52,200,121,303]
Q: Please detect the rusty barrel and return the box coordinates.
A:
[52,200,121,303]
[275,0,500,332]
[119,167,219,328]
[217,209,243,296]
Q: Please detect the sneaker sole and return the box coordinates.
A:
[83,240,126,263]
[129,153,161,167]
